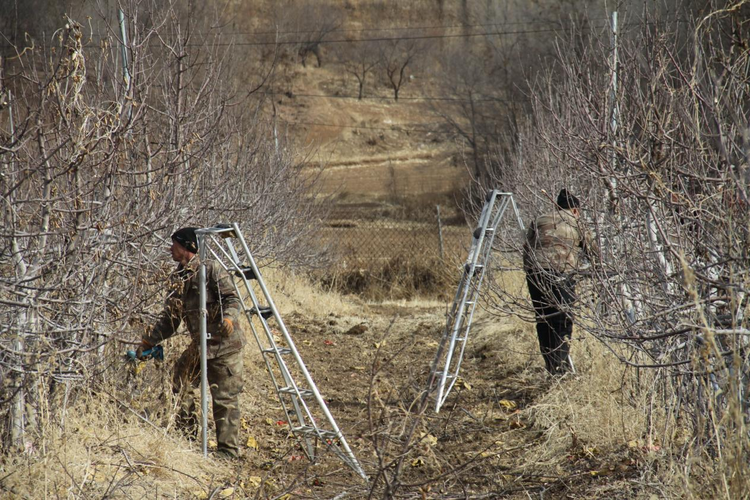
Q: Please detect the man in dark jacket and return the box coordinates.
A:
[523,190,598,375]
[136,227,246,458]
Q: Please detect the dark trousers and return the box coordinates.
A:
[172,344,245,456]
[526,269,576,374]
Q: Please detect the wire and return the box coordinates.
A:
[185,25,611,47]
[264,91,528,103]
[17,18,611,40]
[180,18,611,37]
[11,22,612,48]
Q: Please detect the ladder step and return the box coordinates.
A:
[234,267,257,280]
[433,371,455,379]
[250,306,274,319]
[263,347,292,355]
[279,386,314,397]
[464,263,484,274]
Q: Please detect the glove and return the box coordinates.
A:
[219,317,234,336]
[135,340,153,360]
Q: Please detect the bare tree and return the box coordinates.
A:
[342,40,381,100]
[0,0,324,452]
[274,1,342,68]
[379,38,422,101]
[429,42,517,185]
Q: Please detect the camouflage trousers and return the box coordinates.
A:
[172,343,244,457]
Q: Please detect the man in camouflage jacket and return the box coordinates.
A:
[523,190,598,375]
[136,227,246,458]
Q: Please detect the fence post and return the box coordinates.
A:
[436,205,444,260]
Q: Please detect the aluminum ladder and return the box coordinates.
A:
[196,223,366,480]
[426,191,525,413]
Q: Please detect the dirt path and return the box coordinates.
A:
[1,286,651,499]
[196,296,646,499]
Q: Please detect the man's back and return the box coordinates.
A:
[524,209,584,273]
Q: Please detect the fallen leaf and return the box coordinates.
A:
[498,399,517,410]
[246,436,259,450]
[456,378,472,390]
[219,487,234,498]
[195,491,208,500]
[324,339,335,346]
[276,420,287,426]
[265,417,274,426]
[410,457,424,467]
[247,476,262,488]
[420,433,438,447]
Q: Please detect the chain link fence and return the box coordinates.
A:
[313,207,473,299]
[318,217,471,268]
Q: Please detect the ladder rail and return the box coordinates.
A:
[229,223,367,479]
[208,237,318,459]
[434,191,497,408]
[438,198,507,405]
[429,191,524,412]
[196,224,367,480]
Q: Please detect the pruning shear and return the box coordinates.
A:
[125,345,164,361]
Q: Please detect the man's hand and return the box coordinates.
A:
[135,340,154,360]
[219,317,234,336]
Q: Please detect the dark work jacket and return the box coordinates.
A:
[144,256,245,358]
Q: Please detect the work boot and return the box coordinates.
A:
[214,447,243,461]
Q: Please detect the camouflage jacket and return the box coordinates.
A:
[144,256,245,358]
[523,209,598,274]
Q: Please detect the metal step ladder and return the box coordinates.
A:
[196,223,366,480]
[426,191,525,413]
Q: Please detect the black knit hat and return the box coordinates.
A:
[171,227,198,253]
[556,189,581,210]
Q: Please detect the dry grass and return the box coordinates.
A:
[0,266,718,499]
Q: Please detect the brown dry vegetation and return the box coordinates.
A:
[1,270,681,499]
